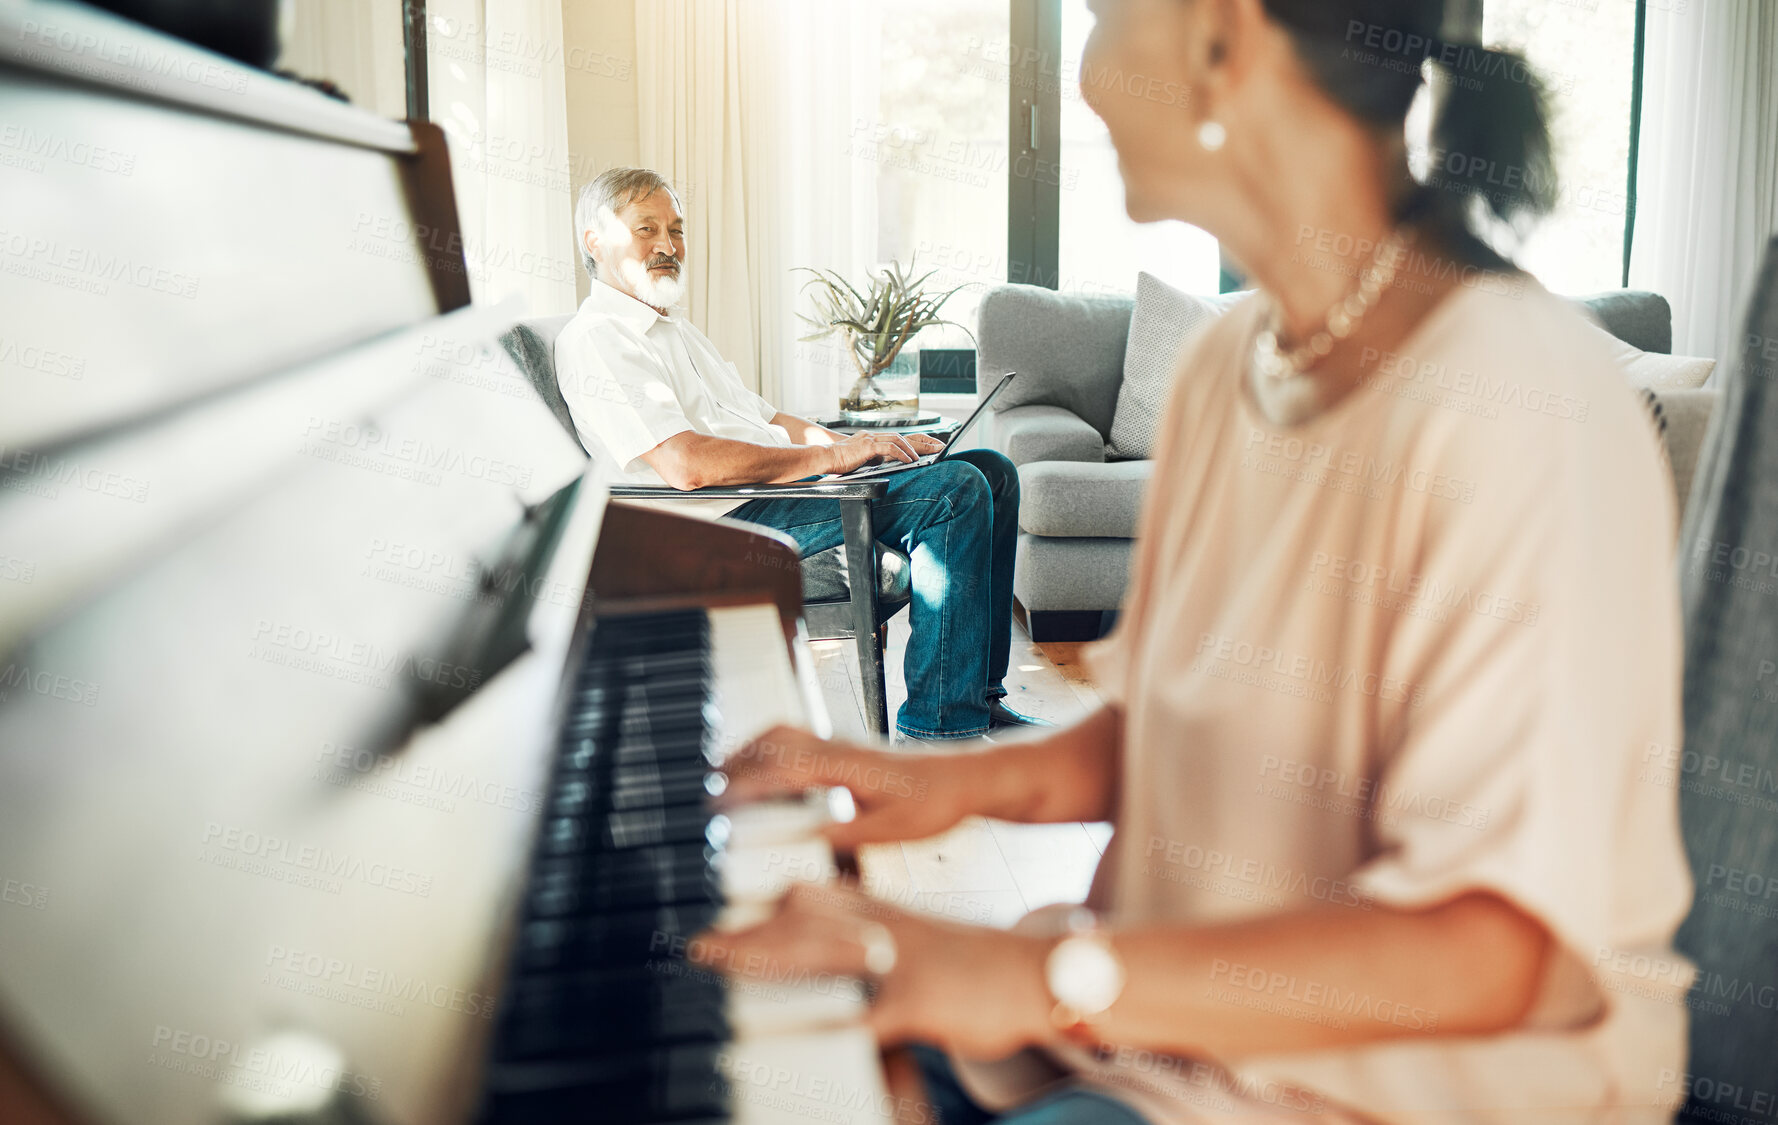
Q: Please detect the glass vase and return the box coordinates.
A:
[838,351,920,423]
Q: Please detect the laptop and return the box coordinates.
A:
[827,372,1017,480]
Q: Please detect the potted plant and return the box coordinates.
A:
[797,259,972,422]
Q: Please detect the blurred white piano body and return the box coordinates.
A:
[0,3,889,1122]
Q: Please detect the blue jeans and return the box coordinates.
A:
[729,449,1018,740]
[908,1045,1152,1125]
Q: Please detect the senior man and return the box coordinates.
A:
[553,166,1040,742]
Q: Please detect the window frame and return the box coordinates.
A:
[1006,0,1062,290]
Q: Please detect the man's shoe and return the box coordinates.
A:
[988,700,1054,729]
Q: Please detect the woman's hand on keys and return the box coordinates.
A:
[717,724,977,849]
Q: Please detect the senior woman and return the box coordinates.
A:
[698,0,1693,1121]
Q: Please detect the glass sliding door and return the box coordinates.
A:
[871,0,1012,348]
[1480,0,1639,293]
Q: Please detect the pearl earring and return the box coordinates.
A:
[1197,119,1226,152]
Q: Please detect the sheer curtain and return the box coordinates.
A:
[427,0,579,317]
[1630,0,1778,365]
[635,0,878,412]
[277,0,407,117]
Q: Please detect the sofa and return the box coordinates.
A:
[970,282,1722,641]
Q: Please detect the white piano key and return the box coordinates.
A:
[722,1026,894,1125]
[719,839,840,904]
[724,797,835,848]
[727,976,870,1038]
[707,604,824,756]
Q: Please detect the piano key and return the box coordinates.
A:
[495,968,728,1060]
[717,839,839,904]
[514,903,721,974]
[722,798,839,848]
[478,603,891,1125]
[526,847,718,916]
[481,1043,730,1122]
[727,977,870,1038]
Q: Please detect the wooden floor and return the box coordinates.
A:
[808,616,1111,927]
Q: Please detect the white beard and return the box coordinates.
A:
[619,258,687,310]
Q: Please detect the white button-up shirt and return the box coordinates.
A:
[555,278,791,516]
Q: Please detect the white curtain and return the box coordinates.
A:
[427,0,579,317]
[1630,0,1778,366]
[635,0,879,413]
[277,0,408,118]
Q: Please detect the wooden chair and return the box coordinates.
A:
[501,317,910,732]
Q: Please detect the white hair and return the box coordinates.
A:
[573,167,681,279]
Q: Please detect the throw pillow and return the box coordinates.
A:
[1582,318,1716,390]
[1108,272,1239,459]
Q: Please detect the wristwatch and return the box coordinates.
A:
[1043,908,1126,1044]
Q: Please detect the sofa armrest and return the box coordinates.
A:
[972,404,1106,467]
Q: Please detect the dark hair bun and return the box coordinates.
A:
[1422,44,1558,224]
[1260,0,1558,261]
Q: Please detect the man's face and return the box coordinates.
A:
[587,187,687,310]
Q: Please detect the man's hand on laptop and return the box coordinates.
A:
[823,432,945,475]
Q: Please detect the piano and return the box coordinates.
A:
[0,3,893,1122]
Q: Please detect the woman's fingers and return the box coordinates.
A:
[691,883,900,980]
[822,804,923,851]
[718,725,866,803]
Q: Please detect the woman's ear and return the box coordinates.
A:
[1201,0,1267,83]
[1191,0,1272,120]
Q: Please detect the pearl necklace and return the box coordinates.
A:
[1253,228,1417,384]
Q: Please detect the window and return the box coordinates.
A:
[1482,0,1638,293]
[1058,0,1220,297]
[873,0,1010,349]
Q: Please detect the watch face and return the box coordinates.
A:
[1047,935,1126,1015]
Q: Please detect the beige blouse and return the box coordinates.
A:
[958,281,1695,1123]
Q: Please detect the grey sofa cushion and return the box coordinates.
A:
[1017,460,1153,538]
[976,285,1136,438]
[1572,290,1673,355]
[1013,534,1135,612]
[972,404,1105,467]
[1109,274,1241,459]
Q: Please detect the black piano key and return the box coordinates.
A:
[481,1043,729,1123]
[515,902,721,974]
[606,772,713,812]
[495,968,728,1060]
[601,802,714,849]
[534,803,712,858]
[551,756,715,811]
[526,846,718,917]
[479,608,729,1124]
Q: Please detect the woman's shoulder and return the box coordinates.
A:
[1405,273,1675,525]
[1369,273,1652,440]
[1436,275,1633,400]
